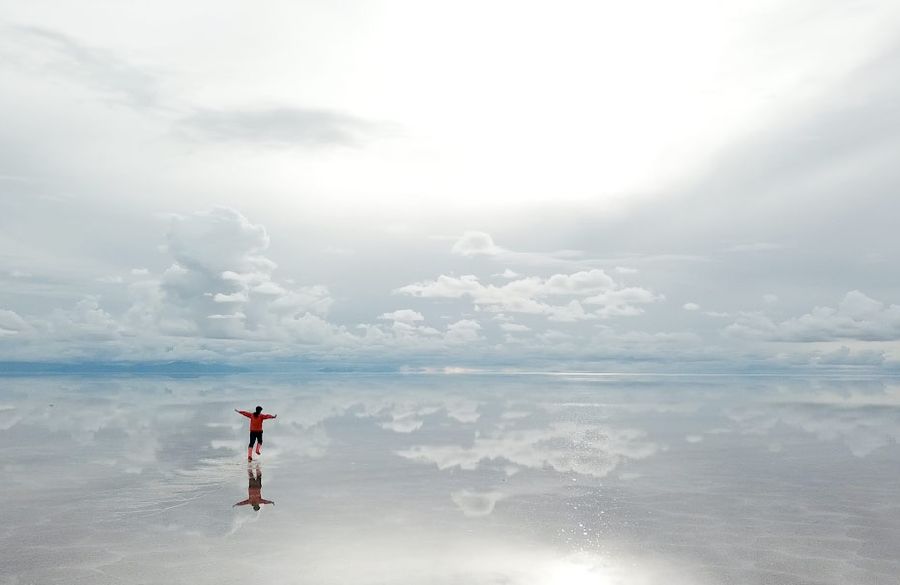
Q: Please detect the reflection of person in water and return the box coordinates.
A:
[233,464,274,511]
[235,405,277,461]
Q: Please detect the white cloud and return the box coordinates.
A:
[704,311,730,318]
[725,290,900,342]
[379,309,425,323]
[125,208,336,341]
[814,346,885,366]
[445,319,482,344]
[683,302,700,311]
[452,231,503,257]
[543,270,616,295]
[0,309,30,336]
[614,266,638,274]
[213,292,248,303]
[500,323,530,333]
[584,287,663,318]
[207,312,246,320]
[451,489,507,517]
[49,297,121,340]
[396,269,659,321]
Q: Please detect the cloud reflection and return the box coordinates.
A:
[398,422,658,478]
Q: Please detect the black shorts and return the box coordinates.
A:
[249,431,263,446]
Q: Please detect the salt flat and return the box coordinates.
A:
[1,374,898,585]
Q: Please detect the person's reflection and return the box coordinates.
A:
[233,463,274,511]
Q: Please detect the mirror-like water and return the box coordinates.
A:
[2,374,898,584]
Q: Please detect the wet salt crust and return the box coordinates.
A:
[1,374,898,584]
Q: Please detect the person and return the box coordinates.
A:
[233,463,274,511]
[235,405,277,461]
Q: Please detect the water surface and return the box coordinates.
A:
[2,374,899,584]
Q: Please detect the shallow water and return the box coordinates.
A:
[1,373,899,585]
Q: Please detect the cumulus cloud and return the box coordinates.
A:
[0,309,29,336]
[452,232,503,257]
[124,208,337,341]
[49,297,121,340]
[683,302,700,311]
[445,319,483,344]
[725,290,900,341]
[396,269,660,321]
[379,309,425,323]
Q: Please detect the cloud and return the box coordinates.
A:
[396,269,659,321]
[500,323,530,333]
[451,231,504,257]
[7,25,385,152]
[445,319,482,344]
[59,297,119,334]
[379,414,426,434]
[397,422,657,478]
[725,290,900,341]
[448,232,587,268]
[182,107,382,147]
[0,309,29,336]
[683,302,700,311]
[379,309,425,324]
[814,346,885,366]
[120,208,340,342]
[730,397,900,458]
[450,489,507,517]
[10,25,163,110]
[583,287,663,318]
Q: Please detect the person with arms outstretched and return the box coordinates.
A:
[235,405,277,461]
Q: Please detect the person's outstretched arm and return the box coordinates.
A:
[260,498,274,505]
[235,409,251,418]
[233,499,250,507]
[263,413,277,420]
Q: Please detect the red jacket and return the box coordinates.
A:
[238,411,275,431]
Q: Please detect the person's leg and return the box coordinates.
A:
[247,433,257,461]
[255,432,263,455]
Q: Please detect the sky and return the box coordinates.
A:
[1,0,900,370]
